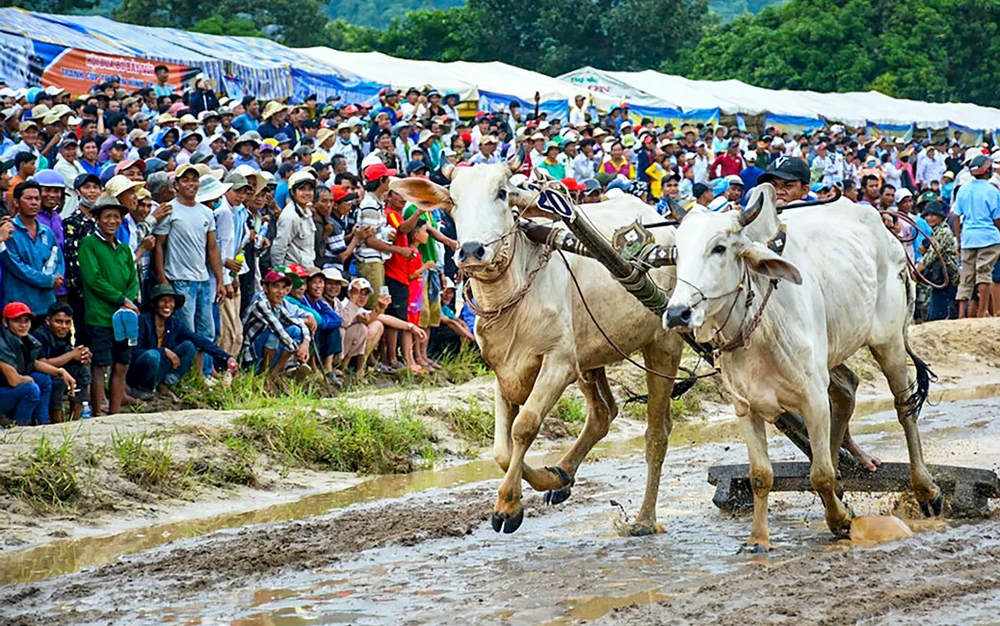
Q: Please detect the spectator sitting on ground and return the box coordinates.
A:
[0,302,74,427]
[33,302,91,423]
[240,270,311,381]
[339,277,387,378]
[303,267,343,384]
[131,284,236,399]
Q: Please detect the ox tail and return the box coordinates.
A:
[901,270,936,417]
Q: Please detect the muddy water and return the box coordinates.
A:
[3,398,1000,625]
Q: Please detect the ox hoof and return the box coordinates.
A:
[920,492,944,518]
[626,521,659,537]
[542,466,574,506]
[739,542,770,555]
[491,509,525,534]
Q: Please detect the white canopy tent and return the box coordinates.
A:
[299,48,478,101]
[560,66,1000,131]
[299,48,617,112]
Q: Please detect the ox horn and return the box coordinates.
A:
[507,155,523,174]
[738,189,765,227]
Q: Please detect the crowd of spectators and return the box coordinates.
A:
[0,69,996,427]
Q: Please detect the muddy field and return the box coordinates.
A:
[1,319,1000,625]
[2,392,1000,625]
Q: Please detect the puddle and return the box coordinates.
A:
[3,394,1000,626]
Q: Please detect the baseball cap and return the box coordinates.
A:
[349,277,373,292]
[362,162,397,181]
[561,177,586,191]
[759,155,811,185]
[2,302,32,320]
[725,174,743,187]
[894,188,913,204]
[969,154,992,173]
[262,270,292,286]
[406,160,429,175]
[582,178,602,194]
[331,184,359,203]
[73,173,101,190]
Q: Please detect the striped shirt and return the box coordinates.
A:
[353,194,386,264]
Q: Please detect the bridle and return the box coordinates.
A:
[461,208,552,327]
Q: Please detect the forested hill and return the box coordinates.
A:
[326,0,787,28]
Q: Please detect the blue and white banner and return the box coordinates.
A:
[867,121,914,143]
[764,113,825,135]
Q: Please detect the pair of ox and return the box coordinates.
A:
[392,163,937,546]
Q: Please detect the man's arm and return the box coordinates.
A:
[0,361,28,386]
[154,234,169,284]
[397,208,424,234]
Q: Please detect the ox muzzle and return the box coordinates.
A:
[457,240,488,264]
[664,304,694,329]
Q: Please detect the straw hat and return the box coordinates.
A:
[105,175,145,198]
[316,127,336,146]
[261,101,287,121]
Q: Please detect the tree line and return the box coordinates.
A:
[8,0,997,107]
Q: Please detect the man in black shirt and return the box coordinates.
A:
[33,303,91,422]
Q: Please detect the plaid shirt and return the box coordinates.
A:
[239,296,308,367]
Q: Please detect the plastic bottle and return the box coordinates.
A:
[81,401,92,420]
[43,246,59,275]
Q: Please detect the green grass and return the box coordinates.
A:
[435,344,490,383]
[3,432,81,509]
[552,395,586,424]
[110,429,182,493]
[230,400,432,474]
[441,398,493,447]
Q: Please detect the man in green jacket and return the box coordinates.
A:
[79,194,139,415]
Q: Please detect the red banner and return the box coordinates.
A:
[40,48,196,95]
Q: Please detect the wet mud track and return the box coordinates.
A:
[3,398,1000,625]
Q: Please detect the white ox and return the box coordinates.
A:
[391,162,684,535]
[663,183,941,550]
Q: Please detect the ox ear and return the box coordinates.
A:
[388,177,453,212]
[741,243,803,285]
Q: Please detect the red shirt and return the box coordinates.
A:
[710,154,744,178]
[383,206,410,284]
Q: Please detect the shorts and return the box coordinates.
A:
[385,277,408,321]
[419,270,442,328]
[87,325,132,367]
[957,244,1000,300]
[355,261,384,310]
[171,279,216,341]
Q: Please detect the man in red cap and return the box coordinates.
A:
[561,177,586,204]
[354,162,410,310]
[0,302,76,426]
[239,270,311,379]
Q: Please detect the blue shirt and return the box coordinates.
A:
[740,166,764,202]
[231,114,260,135]
[952,179,1000,249]
[274,181,290,211]
[911,214,931,261]
[2,216,64,314]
